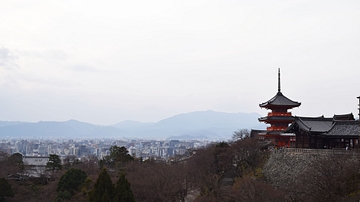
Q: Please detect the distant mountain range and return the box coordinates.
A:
[0,110,265,140]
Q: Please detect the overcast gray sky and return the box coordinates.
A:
[1,0,359,125]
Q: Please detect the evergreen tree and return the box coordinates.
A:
[113,173,135,202]
[56,168,87,199]
[88,168,115,202]
[104,146,134,167]
[103,146,134,174]
[0,178,14,202]
[47,154,62,172]
[9,153,24,172]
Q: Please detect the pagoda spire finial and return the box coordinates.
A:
[278,68,281,92]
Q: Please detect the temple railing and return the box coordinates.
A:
[274,148,360,155]
[268,112,292,116]
[266,126,287,131]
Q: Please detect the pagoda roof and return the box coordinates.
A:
[258,115,295,122]
[266,130,288,135]
[259,92,301,109]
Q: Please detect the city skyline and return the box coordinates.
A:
[1,1,359,125]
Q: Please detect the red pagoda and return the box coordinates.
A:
[258,69,301,147]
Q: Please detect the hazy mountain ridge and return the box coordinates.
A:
[0,111,265,139]
[112,120,155,129]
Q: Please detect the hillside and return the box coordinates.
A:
[0,111,265,139]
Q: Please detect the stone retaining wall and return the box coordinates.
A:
[264,149,360,188]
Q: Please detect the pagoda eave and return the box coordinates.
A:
[259,91,301,109]
[259,116,295,122]
[259,104,301,109]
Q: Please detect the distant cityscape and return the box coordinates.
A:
[0,138,211,161]
[0,110,263,162]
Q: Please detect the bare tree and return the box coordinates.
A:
[186,142,233,200]
[0,152,24,178]
[231,176,285,202]
[73,155,99,178]
[126,161,186,202]
[232,129,250,141]
[232,137,266,177]
[296,155,360,202]
[63,155,79,169]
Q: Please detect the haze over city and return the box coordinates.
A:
[1,0,359,125]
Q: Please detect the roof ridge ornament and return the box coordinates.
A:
[278,68,281,93]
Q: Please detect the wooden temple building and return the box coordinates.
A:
[257,69,301,147]
[254,69,360,149]
[285,114,360,149]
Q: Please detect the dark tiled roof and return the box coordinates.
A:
[267,130,287,135]
[326,121,360,137]
[288,116,333,133]
[251,129,266,133]
[259,92,301,109]
[250,129,266,137]
[333,113,355,121]
[286,114,359,135]
[258,116,295,122]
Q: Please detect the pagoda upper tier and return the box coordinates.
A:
[258,68,301,131]
[259,91,301,110]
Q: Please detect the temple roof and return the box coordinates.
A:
[286,116,333,133]
[250,129,267,138]
[259,92,301,109]
[326,120,360,137]
[333,113,355,121]
[286,113,356,133]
